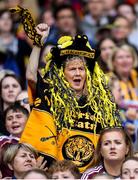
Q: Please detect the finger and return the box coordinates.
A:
[36,156,44,167]
[39,160,47,169]
[43,167,48,171]
[37,24,49,31]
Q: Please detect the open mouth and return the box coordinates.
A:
[73,79,81,85]
[12,125,20,130]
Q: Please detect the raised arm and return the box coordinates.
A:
[26,23,50,83]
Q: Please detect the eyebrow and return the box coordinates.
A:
[103,139,122,142]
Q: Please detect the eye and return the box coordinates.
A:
[79,67,85,71]
[13,84,19,88]
[63,176,70,179]
[6,117,13,121]
[16,114,23,118]
[135,169,138,174]
[70,68,76,71]
[3,85,9,89]
[122,170,129,175]
[115,140,122,144]
[103,142,109,146]
[30,154,35,159]
[20,154,26,157]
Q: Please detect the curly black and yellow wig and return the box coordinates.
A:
[42,35,121,130]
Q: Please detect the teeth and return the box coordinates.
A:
[25,164,32,167]
[12,126,20,129]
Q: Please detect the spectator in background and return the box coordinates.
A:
[108,44,138,150]
[0,9,32,88]
[2,143,38,179]
[97,37,116,73]
[121,156,138,179]
[0,74,22,113]
[111,15,136,49]
[48,160,81,179]
[38,9,55,27]
[102,0,117,18]
[47,4,82,45]
[116,3,138,50]
[95,26,112,43]
[109,76,138,151]
[81,127,133,179]
[109,76,123,107]
[23,168,48,179]
[117,3,137,27]
[0,104,29,178]
[0,74,22,135]
[81,0,109,45]
[108,44,138,102]
[4,0,23,9]
[3,103,29,137]
[50,0,70,10]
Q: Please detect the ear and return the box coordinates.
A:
[8,163,13,170]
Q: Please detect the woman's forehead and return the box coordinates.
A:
[65,57,86,66]
[102,130,124,138]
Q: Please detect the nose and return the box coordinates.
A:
[26,155,32,162]
[75,69,80,76]
[111,142,115,149]
[12,117,18,123]
[130,172,135,179]
[8,85,13,92]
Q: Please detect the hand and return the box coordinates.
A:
[35,23,50,44]
[126,123,135,135]
[36,156,48,171]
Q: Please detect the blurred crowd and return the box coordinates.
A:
[0,0,138,179]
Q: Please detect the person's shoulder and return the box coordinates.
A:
[81,165,104,179]
[0,135,10,147]
[0,135,18,148]
[83,164,104,174]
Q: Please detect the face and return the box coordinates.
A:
[10,148,37,177]
[102,0,116,11]
[16,91,30,112]
[5,109,27,137]
[112,17,130,40]
[24,172,47,179]
[88,0,104,17]
[6,0,22,8]
[101,131,128,162]
[111,80,122,105]
[52,170,75,179]
[64,58,86,95]
[56,9,76,34]
[1,76,21,104]
[100,39,116,62]
[122,160,138,179]
[113,49,134,76]
[118,5,136,24]
[42,10,55,26]
[0,11,13,33]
